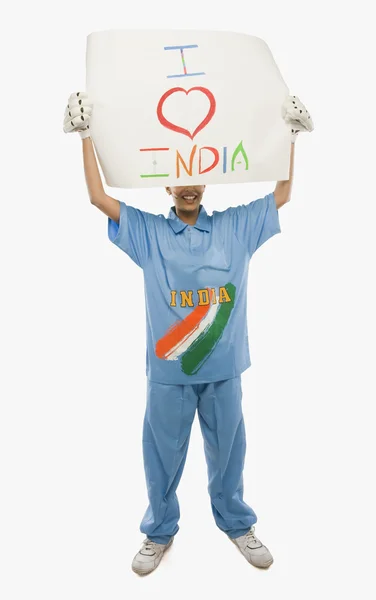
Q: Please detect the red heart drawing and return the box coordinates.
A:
[157,87,216,140]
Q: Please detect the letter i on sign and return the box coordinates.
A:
[164,45,205,78]
[139,148,170,179]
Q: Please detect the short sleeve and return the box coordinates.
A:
[108,201,151,268]
[229,192,281,257]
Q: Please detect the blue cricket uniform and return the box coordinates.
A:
[108,193,280,542]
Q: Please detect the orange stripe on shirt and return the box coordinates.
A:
[155,288,214,359]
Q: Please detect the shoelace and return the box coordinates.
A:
[245,528,261,545]
[144,539,158,552]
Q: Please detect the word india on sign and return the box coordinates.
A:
[140,44,249,181]
[86,30,290,188]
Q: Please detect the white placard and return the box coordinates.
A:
[86,30,290,188]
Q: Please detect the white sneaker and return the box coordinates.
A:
[230,527,273,568]
[132,537,174,575]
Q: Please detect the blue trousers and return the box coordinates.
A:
[140,376,257,544]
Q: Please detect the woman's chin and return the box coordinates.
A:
[182,199,199,208]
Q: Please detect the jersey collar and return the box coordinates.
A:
[167,205,211,234]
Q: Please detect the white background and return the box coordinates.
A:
[1,1,375,599]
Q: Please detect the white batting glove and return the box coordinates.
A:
[63,92,93,139]
[282,95,314,143]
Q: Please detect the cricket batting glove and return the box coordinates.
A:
[282,95,314,143]
[63,92,92,139]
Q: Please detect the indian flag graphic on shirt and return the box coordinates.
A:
[155,283,236,376]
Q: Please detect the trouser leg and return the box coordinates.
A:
[140,379,197,544]
[197,376,257,539]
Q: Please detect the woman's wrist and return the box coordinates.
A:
[79,128,91,140]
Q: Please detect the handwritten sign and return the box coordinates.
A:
[86,30,291,188]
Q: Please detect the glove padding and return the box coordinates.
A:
[63,92,92,139]
[282,95,314,142]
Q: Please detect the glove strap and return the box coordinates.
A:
[79,128,91,140]
[291,129,299,144]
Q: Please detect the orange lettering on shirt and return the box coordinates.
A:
[219,286,231,303]
[197,289,210,306]
[180,290,194,307]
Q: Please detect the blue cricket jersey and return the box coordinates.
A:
[108,193,280,384]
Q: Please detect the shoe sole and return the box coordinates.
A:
[229,538,274,569]
[132,538,174,576]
